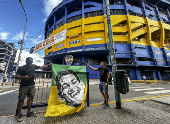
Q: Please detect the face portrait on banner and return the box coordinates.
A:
[56,70,85,107]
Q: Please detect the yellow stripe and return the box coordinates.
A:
[45,15,170,55]
[90,95,170,107]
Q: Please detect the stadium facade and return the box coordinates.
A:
[44,0,170,81]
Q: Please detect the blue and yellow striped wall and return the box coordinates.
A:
[44,0,170,81]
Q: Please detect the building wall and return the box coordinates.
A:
[0,41,17,74]
[44,0,170,81]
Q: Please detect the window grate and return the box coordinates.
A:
[55,21,64,30]
[84,10,104,18]
[69,40,81,45]
[110,9,126,15]
[129,10,145,18]
[67,14,82,23]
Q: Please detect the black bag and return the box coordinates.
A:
[116,70,129,94]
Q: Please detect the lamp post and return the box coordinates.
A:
[105,0,121,109]
[15,0,27,73]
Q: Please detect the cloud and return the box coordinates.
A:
[15,49,44,66]
[30,35,43,44]
[0,32,10,40]
[42,0,62,17]
[42,18,47,23]
[38,35,42,38]
[12,31,28,40]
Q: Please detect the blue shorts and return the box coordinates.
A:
[99,81,108,93]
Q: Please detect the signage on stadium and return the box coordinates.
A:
[30,29,67,54]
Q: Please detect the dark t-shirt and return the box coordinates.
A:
[98,67,109,82]
[16,64,40,86]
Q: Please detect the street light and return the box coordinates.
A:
[15,0,27,73]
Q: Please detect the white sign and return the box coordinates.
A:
[0,67,5,70]
[0,62,6,66]
[30,29,67,54]
[167,52,170,56]
[87,37,102,42]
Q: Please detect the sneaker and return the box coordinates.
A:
[16,114,23,122]
[103,100,106,105]
[26,111,37,117]
[106,104,109,107]
[103,104,109,109]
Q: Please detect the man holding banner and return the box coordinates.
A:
[88,61,110,109]
[15,57,52,122]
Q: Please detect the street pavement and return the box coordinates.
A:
[0,80,170,117]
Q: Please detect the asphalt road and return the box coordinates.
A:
[0,83,170,116]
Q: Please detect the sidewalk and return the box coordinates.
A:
[1,96,170,124]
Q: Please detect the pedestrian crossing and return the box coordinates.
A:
[130,85,170,95]
[0,90,17,96]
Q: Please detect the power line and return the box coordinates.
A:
[25,29,44,42]
[0,1,55,7]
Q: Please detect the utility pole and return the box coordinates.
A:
[105,0,121,109]
[15,0,27,73]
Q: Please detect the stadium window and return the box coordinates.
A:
[94,59,98,65]
[69,40,81,45]
[56,44,64,48]
[67,14,82,23]
[145,6,152,11]
[110,9,126,15]
[114,41,129,44]
[156,59,165,63]
[73,57,81,63]
[84,10,104,18]
[49,29,53,36]
[87,37,102,42]
[147,14,154,19]
[137,57,152,61]
[110,0,124,5]
[161,18,169,24]
[129,10,144,18]
[88,58,93,65]
[55,21,64,30]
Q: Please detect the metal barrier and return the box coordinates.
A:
[15,71,90,116]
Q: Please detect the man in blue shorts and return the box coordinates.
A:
[88,61,110,109]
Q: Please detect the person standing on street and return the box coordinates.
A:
[1,73,8,85]
[15,57,52,122]
[11,72,15,86]
[87,61,110,109]
[143,75,146,83]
